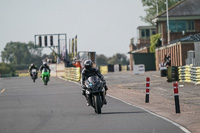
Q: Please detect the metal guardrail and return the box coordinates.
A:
[0,74,19,78]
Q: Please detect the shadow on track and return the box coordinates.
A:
[102,111,146,115]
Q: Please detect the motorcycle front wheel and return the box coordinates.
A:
[44,76,48,85]
[94,95,102,114]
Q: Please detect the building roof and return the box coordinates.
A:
[137,26,156,29]
[159,0,200,17]
[170,33,200,44]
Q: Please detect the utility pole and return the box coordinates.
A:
[166,0,170,44]
[156,0,159,16]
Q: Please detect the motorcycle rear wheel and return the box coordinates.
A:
[32,74,35,82]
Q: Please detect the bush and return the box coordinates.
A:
[0,63,16,76]
[150,34,162,53]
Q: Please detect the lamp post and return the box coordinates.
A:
[166,0,170,44]
[156,0,159,16]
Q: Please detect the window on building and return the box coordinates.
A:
[140,29,152,38]
[146,29,150,37]
[152,30,156,35]
[187,21,195,31]
[169,20,195,32]
[141,29,145,37]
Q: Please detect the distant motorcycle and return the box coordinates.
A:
[85,76,106,114]
[31,69,37,82]
[41,68,50,85]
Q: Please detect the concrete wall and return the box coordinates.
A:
[49,63,65,77]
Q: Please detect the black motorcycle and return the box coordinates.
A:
[85,76,106,114]
[31,69,37,82]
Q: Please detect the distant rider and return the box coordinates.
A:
[81,60,108,106]
[28,63,38,78]
[40,62,51,75]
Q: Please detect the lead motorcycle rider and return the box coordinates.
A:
[40,62,51,76]
[81,60,108,106]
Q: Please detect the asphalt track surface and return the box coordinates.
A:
[0,77,186,133]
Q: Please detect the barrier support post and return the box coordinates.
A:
[145,77,150,103]
[173,82,180,113]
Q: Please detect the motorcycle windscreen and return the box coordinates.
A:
[87,76,100,85]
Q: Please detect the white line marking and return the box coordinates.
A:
[1,88,5,94]
[107,94,191,133]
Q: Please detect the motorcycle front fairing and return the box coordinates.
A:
[85,76,104,94]
[85,76,106,113]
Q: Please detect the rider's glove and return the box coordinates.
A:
[81,85,87,89]
[102,80,106,85]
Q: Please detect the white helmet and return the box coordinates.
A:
[43,62,47,65]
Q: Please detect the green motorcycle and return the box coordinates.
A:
[41,68,50,85]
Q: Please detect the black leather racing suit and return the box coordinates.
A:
[81,68,107,88]
[29,65,38,78]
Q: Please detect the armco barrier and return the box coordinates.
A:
[0,74,19,78]
[100,66,108,74]
[65,67,81,81]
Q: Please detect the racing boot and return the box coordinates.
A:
[82,89,86,96]
[86,96,91,106]
[105,85,108,91]
[103,98,107,105]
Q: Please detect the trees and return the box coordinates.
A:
[141,0,181,25]
[1,42,31,64]
[150,34,162,53]
[1,42,44,70]
[96,54,108,66]
[96,53,129,66]
[108,53,129,65]
[0,63,15,75]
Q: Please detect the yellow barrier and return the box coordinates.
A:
[65,67,81,81]
[19,73,29,77]
[19,73,41,77]
[100,66,108,75]
[121,65,127,71]
[179,66,200,85]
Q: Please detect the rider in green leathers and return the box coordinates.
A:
[40,62,51,83]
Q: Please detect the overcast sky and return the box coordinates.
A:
[0,0,148,59]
